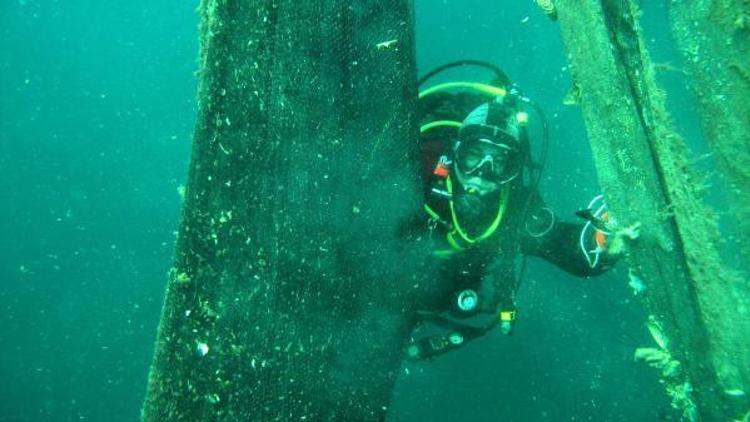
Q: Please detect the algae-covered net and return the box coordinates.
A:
[142,1,430,420]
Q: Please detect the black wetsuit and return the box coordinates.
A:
[406,92,615,357]
[415,164,611,315]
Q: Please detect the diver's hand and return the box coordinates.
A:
[577,195,639,268]
[603,222,641,256]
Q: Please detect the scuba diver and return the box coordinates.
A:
[404,61,622,360]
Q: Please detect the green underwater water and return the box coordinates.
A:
[0,1,725,421]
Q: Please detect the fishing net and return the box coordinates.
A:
[142,1,429,420]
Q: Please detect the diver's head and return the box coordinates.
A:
[453,102,522,195]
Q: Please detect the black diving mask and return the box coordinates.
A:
[454,135,519,184]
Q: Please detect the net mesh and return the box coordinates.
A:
[142,1,429,420]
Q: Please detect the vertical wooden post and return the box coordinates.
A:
[142,1,427,420]
[554,0,749,419]
[669,0,750,261]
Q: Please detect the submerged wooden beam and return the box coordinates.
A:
[554,0,749,419]
[142,1,427,420]
[669,0,750,262]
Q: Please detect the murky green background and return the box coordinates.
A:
[2,1,698,420]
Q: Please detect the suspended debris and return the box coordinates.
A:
[535,0,558,21]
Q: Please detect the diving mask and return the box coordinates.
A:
[454,136,519,184]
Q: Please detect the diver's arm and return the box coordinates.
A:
[518,191,618,277]
[521,218,616,277]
